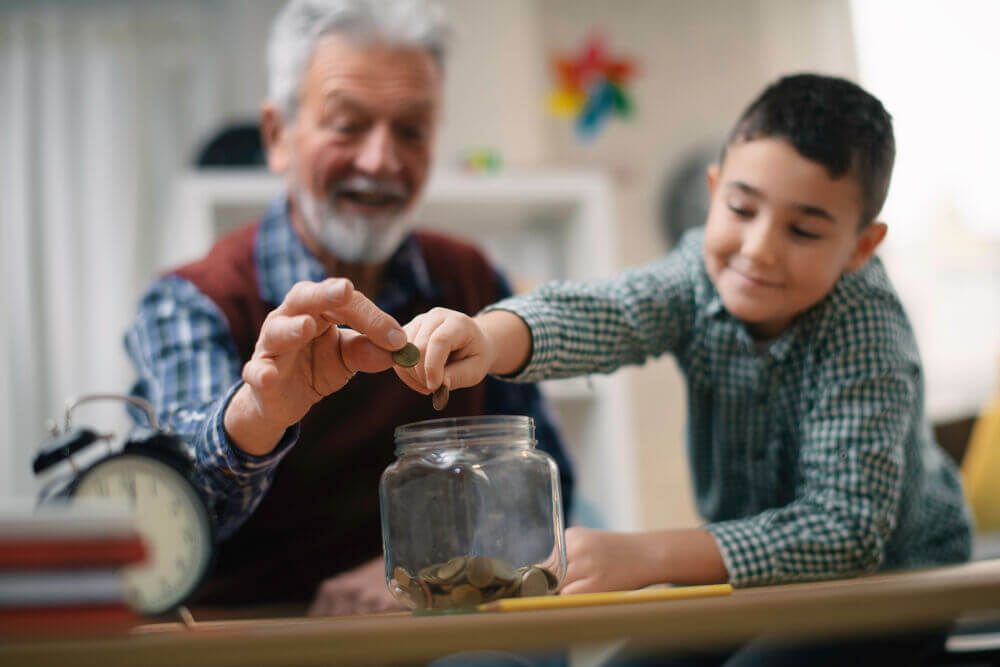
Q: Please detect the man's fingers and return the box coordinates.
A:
[281,278,352,316]
[257,314,317,355]
[338,329,396,374]
[326,289,407,352]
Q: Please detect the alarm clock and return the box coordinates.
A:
[33,393,214,616]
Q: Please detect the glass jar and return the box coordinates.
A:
[380,415,566,611]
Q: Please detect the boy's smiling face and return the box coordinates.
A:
[704,137,887,339]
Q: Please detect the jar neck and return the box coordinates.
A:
[393,415,535,455]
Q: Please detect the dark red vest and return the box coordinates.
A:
[174,223,496,605]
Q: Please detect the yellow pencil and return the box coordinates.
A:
[477,583,733,612]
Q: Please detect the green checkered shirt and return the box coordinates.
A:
[489,228,972,587]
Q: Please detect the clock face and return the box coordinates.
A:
[74,454,212,615]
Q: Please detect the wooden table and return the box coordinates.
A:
[4,560,1000,667]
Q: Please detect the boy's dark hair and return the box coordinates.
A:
[726,73,895,225]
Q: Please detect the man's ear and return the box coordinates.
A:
[846,221,888,272]
[260,102,290,173]
[706,164,720,197]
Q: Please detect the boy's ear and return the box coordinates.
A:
[260,102,290,173]
[706,164,721,196]
[846,221,888,272]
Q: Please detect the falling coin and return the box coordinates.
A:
[392,343,420,368]
[432,384,450,411]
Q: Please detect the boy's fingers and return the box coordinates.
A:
[423,317,472,390]
[440,357,486,392]
[394,367,433,395]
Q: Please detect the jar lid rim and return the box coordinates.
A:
[394,415,534,450]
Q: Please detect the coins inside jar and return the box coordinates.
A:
[389,556,558,610]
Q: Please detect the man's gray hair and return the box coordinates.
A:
[268,0,449,121]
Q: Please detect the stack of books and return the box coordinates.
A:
[0,498,147,638]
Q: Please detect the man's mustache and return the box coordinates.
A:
[329,176,409,201]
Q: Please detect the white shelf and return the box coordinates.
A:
[167,168,639,530]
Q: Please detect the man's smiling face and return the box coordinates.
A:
[703,137,885,339]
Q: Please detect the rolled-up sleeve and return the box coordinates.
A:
[124,275,297,539]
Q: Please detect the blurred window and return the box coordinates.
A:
[851,0,1000,421]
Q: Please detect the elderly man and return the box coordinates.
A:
[125,0,573,615]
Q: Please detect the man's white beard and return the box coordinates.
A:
[294,176,413,264]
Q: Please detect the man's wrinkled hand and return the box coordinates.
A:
[308,556,404,616]
[225,278,407,455]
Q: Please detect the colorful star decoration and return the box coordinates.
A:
[547,34,637,140]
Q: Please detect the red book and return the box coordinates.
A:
[0,536,147,570]
[0,499,147,570]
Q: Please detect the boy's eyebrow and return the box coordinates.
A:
[728,181,835,223]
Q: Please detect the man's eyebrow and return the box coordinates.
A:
[727,181,835,222]
[323,90,435,116]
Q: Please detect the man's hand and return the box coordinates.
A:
[308,556,403,616]
[393,307,497,395]
[225,278,407,455]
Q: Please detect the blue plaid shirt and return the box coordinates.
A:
[489,228,972,587]
[125,197,573,540]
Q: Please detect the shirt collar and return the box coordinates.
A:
[702,275,800,362]
[256,195,439,314]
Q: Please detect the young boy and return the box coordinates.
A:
[395,74,972,602]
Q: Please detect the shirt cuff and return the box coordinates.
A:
[705,519,776,588]
[482,297,560,383]
[201,380,300,481]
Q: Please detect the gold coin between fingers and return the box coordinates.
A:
[432,384,450,411]
[392,342,420,368]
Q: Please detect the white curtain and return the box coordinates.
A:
[0,1,246,497]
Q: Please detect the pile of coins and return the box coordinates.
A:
[390,555,558,610]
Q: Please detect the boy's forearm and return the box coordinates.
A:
[643,528,730,586]
[476,310,533,377]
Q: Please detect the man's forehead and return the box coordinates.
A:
[304,34,441,91]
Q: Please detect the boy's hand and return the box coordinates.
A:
[561,527,666,595]
[394,307,497,395]
[561,527,729,594]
